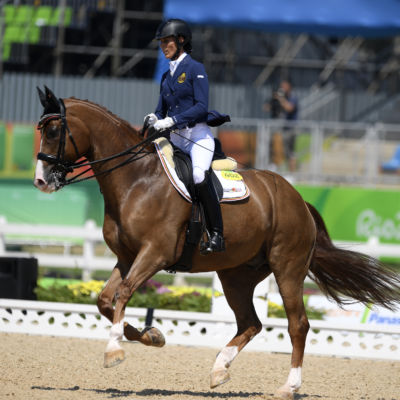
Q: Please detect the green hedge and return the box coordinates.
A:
[35,279,325,319]
[36,279,212,312]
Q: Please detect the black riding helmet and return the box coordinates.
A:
[155,19,192,59]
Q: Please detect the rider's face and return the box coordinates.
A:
[159,36,184,59]
[160,36,177,59]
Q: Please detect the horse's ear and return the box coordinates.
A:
[44,85,58,103]
[37,86,47,108]
[43,85,60,113]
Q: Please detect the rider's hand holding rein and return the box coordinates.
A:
[154,117,174,131]
[144,113,158,127]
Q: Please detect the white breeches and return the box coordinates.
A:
[170,122,215,184]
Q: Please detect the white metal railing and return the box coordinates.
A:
[218,118,400,186]
[1,217,399,361]
[0,299,399,360]
[0,216,214,281]
[1,216,400,280]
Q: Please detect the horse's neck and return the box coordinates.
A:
[76,103,155,199]
[69,99,142,158]
[93,136,154,198]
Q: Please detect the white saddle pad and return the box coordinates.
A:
[154,138,250,203]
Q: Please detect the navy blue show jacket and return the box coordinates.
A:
[155,55,209,130]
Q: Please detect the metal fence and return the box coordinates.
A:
[216,118,400,186]
[0,72,394,124]
[0,72,160,125]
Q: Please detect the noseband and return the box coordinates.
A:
[37,98,81,188]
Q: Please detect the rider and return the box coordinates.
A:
[145,18,225,254]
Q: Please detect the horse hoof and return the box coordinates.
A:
[104,349,125,368]
[274,387,294,400]
[210,369,230,388]
[142,327,166,347]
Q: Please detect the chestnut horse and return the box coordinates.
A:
[34,87,399,400]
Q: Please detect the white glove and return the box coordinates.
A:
[154,117,175,131]
[144,113,158,126]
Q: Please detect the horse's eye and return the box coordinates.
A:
[46,125,60,140]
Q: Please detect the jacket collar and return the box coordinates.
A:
[169,52,187,76]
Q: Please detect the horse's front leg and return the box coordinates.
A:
[103,247,168,368]
[97,264,165,348]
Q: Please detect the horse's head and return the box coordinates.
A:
[34,86,87,193]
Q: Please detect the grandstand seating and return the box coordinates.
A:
[2,1,118,68]
[2,4,74,62]
[14,5,35,25]
[34,6,53,26]
[4,5,16,24]
[50,6,73,26]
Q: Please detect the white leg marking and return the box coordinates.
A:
[212,346,239,372]
[284,367,302,393]
[106,320,124,352]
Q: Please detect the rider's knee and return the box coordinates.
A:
[193,167,205,185]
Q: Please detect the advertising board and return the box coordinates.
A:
[296,185,400,245]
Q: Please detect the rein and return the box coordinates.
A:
[37,98,159,188]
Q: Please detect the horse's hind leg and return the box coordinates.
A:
[270,245,314,400]
[210,264,270,389]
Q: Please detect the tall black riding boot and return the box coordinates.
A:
[195,174,225,255]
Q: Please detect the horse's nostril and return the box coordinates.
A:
[34,178,46,187]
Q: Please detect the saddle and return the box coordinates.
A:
[155,136,245,203]
[173,140,225,201]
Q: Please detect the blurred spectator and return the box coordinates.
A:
[263,79,299,172]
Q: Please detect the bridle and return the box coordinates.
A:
[37,98,81,176]
[37,98,159,189]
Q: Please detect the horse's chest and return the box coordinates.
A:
[103,217,137,253]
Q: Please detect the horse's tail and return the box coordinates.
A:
[306,202,400,310]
